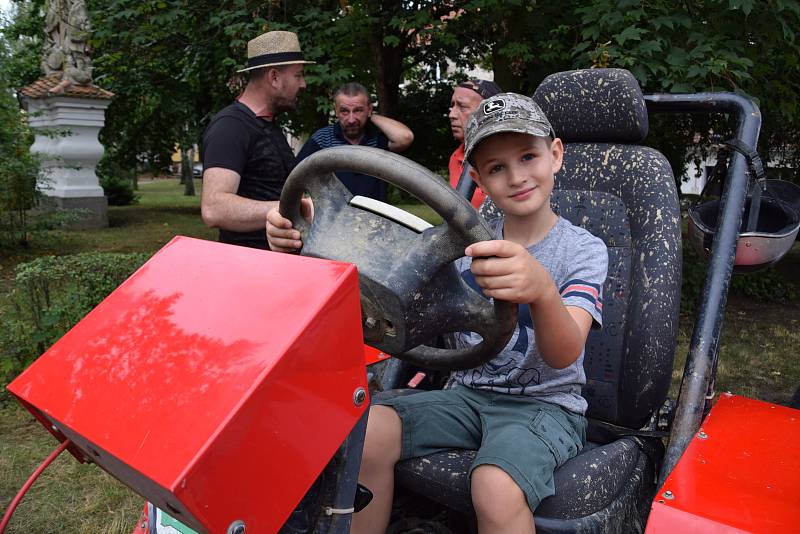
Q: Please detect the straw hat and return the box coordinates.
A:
[237,31,315,73]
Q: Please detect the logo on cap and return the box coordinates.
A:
[484,99,505,114]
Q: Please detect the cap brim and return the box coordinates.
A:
[465,119,552,162]
[236,60,316,73]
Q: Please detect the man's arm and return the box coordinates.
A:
[369,114,414,152]
[201,167,279,232]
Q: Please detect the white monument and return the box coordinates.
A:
[18,0,112,228]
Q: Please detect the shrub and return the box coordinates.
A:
[97,157,139,206]
[0,252,150,384]
[681,242,796,314]
[100,172,139,206]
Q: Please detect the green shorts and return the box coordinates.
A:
[376,386,586,511]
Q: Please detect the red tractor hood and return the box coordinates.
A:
[8,236,368,533]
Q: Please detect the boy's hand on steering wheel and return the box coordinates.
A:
[266,197,313,253]
[466,240,555,305]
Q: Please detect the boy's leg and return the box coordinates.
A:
[471,465,535,534]
[353,387,483,533]
[351,405,402,534]
[470,394,586,534]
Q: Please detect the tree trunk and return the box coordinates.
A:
[366,7,405,118]
[183,148,194,197]
[181,148,195,196]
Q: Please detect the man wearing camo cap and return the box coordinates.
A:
[447,78,502,208]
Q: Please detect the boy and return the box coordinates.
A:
[266,93,608,533]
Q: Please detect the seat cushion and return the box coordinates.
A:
[395,437,646,519]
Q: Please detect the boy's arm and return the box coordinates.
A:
[528,288,594,369]
[466,240,594,369]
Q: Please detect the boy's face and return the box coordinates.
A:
[469,132,563,218]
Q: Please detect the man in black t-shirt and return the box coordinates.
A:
[295,82,413,202]
[201,30,313,249]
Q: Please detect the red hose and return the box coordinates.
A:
[0,439,71,533]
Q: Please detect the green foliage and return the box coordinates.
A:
[681,237,797,314]
[0,0,45,89]
[3,0,799,190]
[572,0,800,181]
[397,78,457,174]
[0,43,43,248]
[97,155,139,205]
[100,172,139,206]
[0,252,150,383]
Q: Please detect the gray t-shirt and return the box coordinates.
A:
[448,216,608,415]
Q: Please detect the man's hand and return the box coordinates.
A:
[465,240,557,305]
[265,198,313,253]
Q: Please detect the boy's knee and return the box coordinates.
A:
[362,405,402,465]
[471,464,530,525]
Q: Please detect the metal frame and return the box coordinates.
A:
[643,93,762,486]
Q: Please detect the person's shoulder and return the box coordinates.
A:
[210,102,249,123]
[309,124,337,145]
[450,144,465,161]
[206,103,255,134]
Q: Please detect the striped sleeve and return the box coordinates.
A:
[561,280,603,314]
[559,235,608,328]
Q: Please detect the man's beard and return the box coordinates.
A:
[273,94,298,114]
[343,124,363,141]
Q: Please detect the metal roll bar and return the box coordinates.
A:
[644,93,762,486]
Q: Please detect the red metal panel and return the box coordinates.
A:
[364,345,391,366]
[646,394,800,533]
[8,237,368,533]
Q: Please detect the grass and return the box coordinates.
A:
[0,402,142,534]
[1,178,798,532]
[672,291,800,406]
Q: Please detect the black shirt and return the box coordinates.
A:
[201,101,295,249]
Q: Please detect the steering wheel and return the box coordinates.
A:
[279,146,517,371]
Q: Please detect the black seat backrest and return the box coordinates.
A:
[482,69,681,430]
[537,68,681,429]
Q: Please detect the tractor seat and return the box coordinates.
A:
[388,69,682,533]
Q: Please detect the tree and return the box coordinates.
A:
[0,0,45,90]
[572,0,800,180]
[0,37,42,247]
[4,0,798,188]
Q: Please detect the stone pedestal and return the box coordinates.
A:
[20,76,114,229]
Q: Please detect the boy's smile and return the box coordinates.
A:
[470,132,563,220]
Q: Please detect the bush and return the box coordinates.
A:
[681,241,796,314]
[0,252,150,384]
[100,171,139,206]
[97,156,139,206]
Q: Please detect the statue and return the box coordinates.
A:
[42,0,93,94]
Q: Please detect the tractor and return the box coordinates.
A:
[6,68,800,534]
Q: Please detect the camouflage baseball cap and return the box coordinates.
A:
[464,92,556,164]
